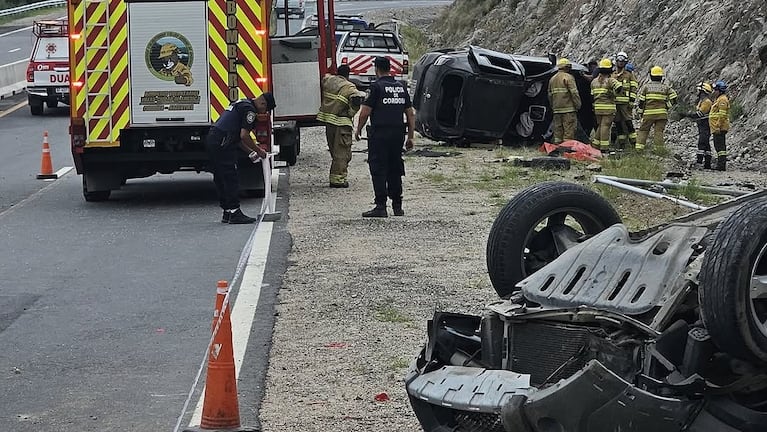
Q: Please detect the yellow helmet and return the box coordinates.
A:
[650,66,664,77]
[556,58,571,69]
[158,43,178,59]
[696,81,712,94]
[598,58,613,69]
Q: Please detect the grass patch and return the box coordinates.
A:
[389,357,410,371]
[730,100,744,122]
[601,154,664,180]
[436,0,503,33]
[0,6,65,25]
[375,305,411,324]
[423,171,448,184]
[401,24,428,66]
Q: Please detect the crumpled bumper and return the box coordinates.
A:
[406,358,723,432]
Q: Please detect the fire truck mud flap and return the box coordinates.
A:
[406,360,699,432]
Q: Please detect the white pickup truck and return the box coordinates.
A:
[336,30,409,89]
[25,20,70,115]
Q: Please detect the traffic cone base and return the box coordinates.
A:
[37,131,57,180]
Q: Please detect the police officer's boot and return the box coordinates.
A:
[715,156,727,171]
[392,201,404,217]
[362,205,387,218]
[703,155,712,170]
[228,208,257,224]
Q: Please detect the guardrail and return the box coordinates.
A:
[0,0,65,18]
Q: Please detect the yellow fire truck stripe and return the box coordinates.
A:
[208,0,229,121]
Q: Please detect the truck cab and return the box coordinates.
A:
[26,20,70,115]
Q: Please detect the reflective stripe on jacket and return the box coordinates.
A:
[548,70,582,114]
[317,74,359,127]
[591,76,622,114]
[611,69,638,104]
[709,94,730,133]
[637,82,677,119]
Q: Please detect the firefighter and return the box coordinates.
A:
[636,66,677,151]
[709,80,730,171]
[158,43,193,86]
[354,56,415,218]
[205,93,276,224]
[317,65,364,188]
[590,58,622,150]
[611,51,638,149]
[682,82,713,168]
[547,58,582,144]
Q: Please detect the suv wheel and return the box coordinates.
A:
[29,96,44,116]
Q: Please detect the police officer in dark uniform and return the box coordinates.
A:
[206,92,276,224]
[354,57,415,217]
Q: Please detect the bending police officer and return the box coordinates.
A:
[206,93,276,224]
[354,56,415,218]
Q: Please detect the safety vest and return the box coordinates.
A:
[611,69,637,105]
[637,82,677,120]
[591,76,622,115]
[317,74,359,127]
[548,70,582,114]
[709,94,730,133]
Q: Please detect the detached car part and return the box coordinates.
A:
[407,182,767,432]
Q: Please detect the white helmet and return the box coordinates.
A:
[616,51,629,62]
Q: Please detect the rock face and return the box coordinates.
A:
[431,0,767,170]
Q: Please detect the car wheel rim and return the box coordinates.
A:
[750,243,767,337]
[521,209,603,277]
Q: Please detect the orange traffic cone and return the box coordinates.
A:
[36,131,57,180]
[201,281,241,430]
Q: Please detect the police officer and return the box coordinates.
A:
[206,92,276,224]
[354,56,415,218]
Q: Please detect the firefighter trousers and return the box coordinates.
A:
[713,131,727,170]
[368,127,406,207]
[326,124,353,185]
[613,104,636,148]
[594,114,614,150]
[637,118,668,151]
[206,128,240,210]
[552,112,577,144]
[696,121,712,166]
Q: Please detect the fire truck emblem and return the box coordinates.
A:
[146,32,194,86]
[46,43,57,55]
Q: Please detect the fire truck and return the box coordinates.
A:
[67,0,339,201]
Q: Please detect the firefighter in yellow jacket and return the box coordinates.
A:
[317,65,364,187]
[636,66,677,151]
[709,80,730,171]
[682,82,713,168]
[547,58,582,143]
[590,58,622,150]
[611,51,638,149]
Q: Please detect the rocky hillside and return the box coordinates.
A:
[429,0,767,169]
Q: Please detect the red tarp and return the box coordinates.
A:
[540,140,603,162]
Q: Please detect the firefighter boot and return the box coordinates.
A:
[695,154,704,165]
[362,205,388,218]
[703,155,712,170]
[716,156,727,171]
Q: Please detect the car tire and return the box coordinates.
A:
[29,97,44,116]
[47,99,58,109]
[699,198,767,363]
[486,181,621,298]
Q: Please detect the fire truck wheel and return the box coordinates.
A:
[700,197,767,363]
[486,181,621,298]
[29,97,44,116]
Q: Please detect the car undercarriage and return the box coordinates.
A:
[406,182,767,432]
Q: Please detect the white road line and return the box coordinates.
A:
[8,48,20,53]
[0,100,27,118]
[54,166,73,178]
[187,177,278,426]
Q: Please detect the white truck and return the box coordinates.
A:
[26,20,70,115]
[336,30,409,89]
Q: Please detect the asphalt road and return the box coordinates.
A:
[0,0,453,429]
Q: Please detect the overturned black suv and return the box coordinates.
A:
[411,47,595,146]
[406,182,767,432]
